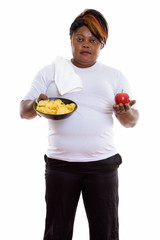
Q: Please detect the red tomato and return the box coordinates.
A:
[115,90,130,104]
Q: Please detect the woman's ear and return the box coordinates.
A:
[70,36,73,46]
[101,43,104,49]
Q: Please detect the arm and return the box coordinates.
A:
[20,93,49,120]
[113,100,139,128]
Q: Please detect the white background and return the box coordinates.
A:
[0,0,160,239]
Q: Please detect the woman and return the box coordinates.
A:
[20,9,139,240]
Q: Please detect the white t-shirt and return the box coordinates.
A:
[23,60,135,162]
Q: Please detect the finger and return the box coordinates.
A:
[124,103,130,111]
[40,94,49,100]
[113,104,125,114]
[114,105,122,113]
[129,100,136,107]
[113,104,119,111]
[37,94,49,102]
[119,103,125,111]
[113,104,125,112]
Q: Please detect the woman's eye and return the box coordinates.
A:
[77,37,83,42]
[90,39,96,43]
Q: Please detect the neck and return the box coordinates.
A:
[71,58,96,68]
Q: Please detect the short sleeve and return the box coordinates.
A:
[23,63,55,100]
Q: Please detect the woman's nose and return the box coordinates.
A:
[82,40,90,48]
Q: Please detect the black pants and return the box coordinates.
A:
[43,154,122,240]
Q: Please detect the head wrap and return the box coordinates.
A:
[70,9,109,46]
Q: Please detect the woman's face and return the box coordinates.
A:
[71,25,102,68]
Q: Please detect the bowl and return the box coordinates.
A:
[33,97,77,120]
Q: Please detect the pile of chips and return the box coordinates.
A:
[36,99,76,115]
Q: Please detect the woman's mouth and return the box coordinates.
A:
[80,51,91,55]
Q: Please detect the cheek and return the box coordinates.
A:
[71,41,78,53]
[93,47,101,58]
[71,45,76,57]
[71,44,81,57]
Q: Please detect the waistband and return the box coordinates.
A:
[44,153,122,174]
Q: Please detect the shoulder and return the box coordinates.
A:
[36,61,55,79]
[97,62,122,75]
[96,62,124,76]
[32,62,55,88]
[96,61,127,83]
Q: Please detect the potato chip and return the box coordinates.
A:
[38,100,49,107]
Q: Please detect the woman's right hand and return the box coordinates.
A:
[20,93,49,120]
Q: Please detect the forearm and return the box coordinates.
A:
[20,99,37,120]
[115,109,139,128]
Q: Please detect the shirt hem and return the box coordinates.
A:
[46,150,118,162]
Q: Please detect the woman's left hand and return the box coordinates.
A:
[113,100,136,114]
[113,100,139,128]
